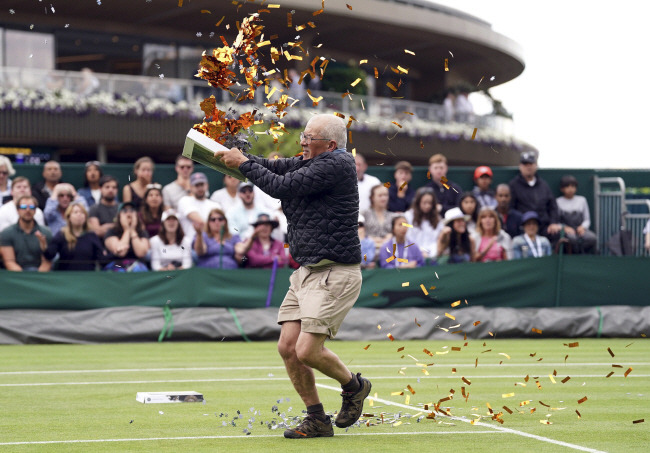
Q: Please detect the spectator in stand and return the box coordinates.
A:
[0,155,16,204]
[644,220,650,252]
[509,151,562,243]
[44,183,89,236]
[556,175,597,254]
[424,153,462,216]
[77,161,103,207]
[362,184,397,251]
[177,172,221,240]
[355,153,380,213]
[454,89,474,123]
[358,214,376,269]
[0,195,52,271]
[88,175,119,239]
[442,91,455,123]
[149,209,192,271]
[0,177,46,233]
[388,161,415,213]
[194,208,243,269]
[210,174,243,214]
[227,181,269,240]
[32,160,63,210]
[494,184,523,239]
[472,207,512,262]
[459,192,479,235]
[44,202,105,271]
[379,215,424,269]
[472,166,497,209]
[122,156,155,210]
[139,183,164,238]
[104,201,150,271]
[512,211,552,259]
[404,187,443,259]
[437,207,475,264]
[236,213,288,269]
[162,155,193,211]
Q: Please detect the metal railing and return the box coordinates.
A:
[0,66,511,133]
[594,176,650,257]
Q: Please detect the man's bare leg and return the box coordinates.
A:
[277,321,321,407]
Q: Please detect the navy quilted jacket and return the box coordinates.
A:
[238,149,361,266]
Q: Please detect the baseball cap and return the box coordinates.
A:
[521,211,540,224]
[190,172,208,186]
[239,181,254,192]
[473,165,493,180]
[520,151,537,164]
[161,209,178,222]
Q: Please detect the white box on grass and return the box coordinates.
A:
[136,391,204,403]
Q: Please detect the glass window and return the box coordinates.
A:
[5,30,54,69]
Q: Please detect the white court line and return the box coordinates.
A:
[1,362,648,375]
[0,431,501,446]
[0,374,647,387]
[317,383,606,453]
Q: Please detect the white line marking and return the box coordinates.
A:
[317,383,606,453]
[1,362,647,375]
[0,431,501,446]
[0,374,646,387]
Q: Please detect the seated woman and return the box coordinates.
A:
[404,187,443,259]
[44,202,106,271]
[150,209,192,271]
[379,215,424,268]
[472,207,513,262]
[193,208,243,269]
[459,192,479,235]
[512,211,552,259]
[77,161,103,207]
[358,214,376,269]
[104,201,150,271]
[437,207,476,264]
[139,183,164,238]
[362,184,397,251]
[236,213,288,269]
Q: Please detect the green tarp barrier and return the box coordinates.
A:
[1,256,648,311]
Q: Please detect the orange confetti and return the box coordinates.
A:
[503,406,513,414]
[532,328,542,334]
[420,284,429,296]
[372,293,379,297]
[387,333,395,341]
[415,318,421,327]
[178,0,183,6]
[605,371,614,378]
[363,344,371,350]
[561,376,571,384]
[565,342,579,348]
[312,9,324,16]
[287,12,293,27]
[386,82,398,92]
[576,410,581,418]
[607,347,615,357]
[624,367,633,377]
[445,313,456,320]
[407,385,416,394]
[471,128,477,140]
[216,16,225,26]
[462,377,471,385]
[473,321,481,326]
[444,58,449,71]
[633,419,645,424]
[346,4,352,9]
[201,9,211,13]
[423,348,433,356]
[283,243,289,248]
[577,396,588,404]
[450,300,461,307]
[399,181,408,191]
[383,182,391,188]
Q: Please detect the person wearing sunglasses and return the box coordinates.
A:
[44,183,88,236]
[162,155,194,211]
[193,208,243,269]
[215,114,368,439]
[0,176,46,233]
[0,195,52,271]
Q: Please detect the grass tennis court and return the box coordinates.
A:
[0,338,647,452]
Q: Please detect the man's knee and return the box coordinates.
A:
[278,322,300,360]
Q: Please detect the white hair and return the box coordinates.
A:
[307,114,347,149]
[0,155,16,176]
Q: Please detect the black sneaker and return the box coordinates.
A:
[335,373,372,428]
[283,415,334,438]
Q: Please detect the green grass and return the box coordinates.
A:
[0,339,648,452]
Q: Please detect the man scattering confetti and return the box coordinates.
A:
[215,114,371,438]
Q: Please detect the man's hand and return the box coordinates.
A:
[547,223,562,235]
[214,148,248,168]
[35,230,48,251]
[576,225,586,236]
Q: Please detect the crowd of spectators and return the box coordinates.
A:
[0,149,616,272]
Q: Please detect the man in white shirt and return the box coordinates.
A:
[210,174,242,215]
[177,172,221,239]
[162,155,194,210]
[227,182,269,239]
[0,177,45,233]
[355,153,380,212]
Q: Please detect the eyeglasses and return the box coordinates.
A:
[58,193,73,198]
[18,204,36,210]
[358,222,364,227]
[85,161,102,168]
[209,217,226,222]
[300,132,330,144]
[239,187,253,193]
[146,183,162,190]
[0,171,8,175]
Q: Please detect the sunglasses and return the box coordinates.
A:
[239,187,253,193]
[209,217,226,222]
[58,193,73,198]
[85,161,102,168]
[0,171,8,175]
[146,183,162,190]
[18,204,36,210]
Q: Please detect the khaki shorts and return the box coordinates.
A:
[277,263,362,338]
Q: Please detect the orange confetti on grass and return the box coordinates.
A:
[462,376,471,385]
[363,344,371,350]
[624,367,633,377]
[532,328,542,334]
[387,333,395,341]
[605,371,614,378]
[576,410,581,418]
[577,396,588,404]
[607,347,615,357]
[503,406,513,414]
[407,385,416,394]
[565,342,579,348]
[423,348,433,356]
[561,376,571,384]
[633,419,645,424]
